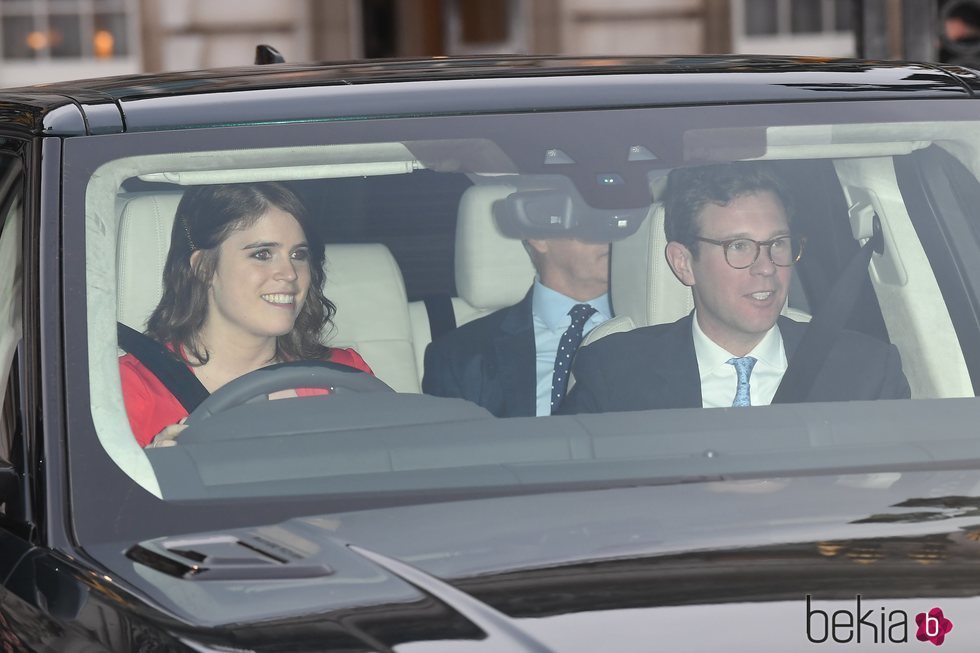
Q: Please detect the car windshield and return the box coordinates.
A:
[65,98,980,541]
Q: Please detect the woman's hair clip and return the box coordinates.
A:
[180,216,196,251]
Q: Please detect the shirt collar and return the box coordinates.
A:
[532,277,611,330]
[691,311,784,377]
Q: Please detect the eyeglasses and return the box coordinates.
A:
[695,235,805,269]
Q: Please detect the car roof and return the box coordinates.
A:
[2,54,979,137]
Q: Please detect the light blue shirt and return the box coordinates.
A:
[532,279,611,416]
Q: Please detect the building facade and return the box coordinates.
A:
[0,0,939,87]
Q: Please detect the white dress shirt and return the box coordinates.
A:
[532,279,611,416]
[691,312,788,408]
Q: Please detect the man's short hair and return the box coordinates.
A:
[662,162,794,255]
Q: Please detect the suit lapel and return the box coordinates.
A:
[656,314,702,409]
[777,315,805,359]
[625,314,701,410]
[775,315,831,402]
[491,290,537,416]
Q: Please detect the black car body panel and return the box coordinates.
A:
[0,56,971,136]
[7,468,980,651]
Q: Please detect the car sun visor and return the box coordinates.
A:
[138,161,423,185]
[684,125,931,163]
[493,187,649,242]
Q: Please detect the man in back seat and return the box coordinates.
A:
[423,237,611,417]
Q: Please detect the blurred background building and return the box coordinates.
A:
[0,0,974,87]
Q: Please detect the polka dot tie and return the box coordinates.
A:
[728,356,758,407]
[550,303,597,412]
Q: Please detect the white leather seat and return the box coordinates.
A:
[583,202,692,346]
[322,244,420,392]
[452,184,537,319]
[409,183,536,376]
[115,190,421,393]
[116,192,183,332]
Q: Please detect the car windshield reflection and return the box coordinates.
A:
[74,107,980,505]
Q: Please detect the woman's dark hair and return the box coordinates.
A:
[663,162,794,256]
[146,182,335,364]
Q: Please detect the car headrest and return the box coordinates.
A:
[610,202,693,328]
[322,243,420,392]
[454,184,535,310]
[116,191,182,331]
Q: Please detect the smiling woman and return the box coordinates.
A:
[118,183,373,448]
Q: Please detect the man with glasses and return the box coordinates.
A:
[559,162,909,414]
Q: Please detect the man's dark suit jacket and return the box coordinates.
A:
[422,290,536,417]
[560,313,911,414]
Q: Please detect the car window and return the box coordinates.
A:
[59,100,980,540]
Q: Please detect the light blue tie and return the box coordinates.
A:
[727,356,758,407]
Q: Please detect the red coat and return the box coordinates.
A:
[120,347,373,447]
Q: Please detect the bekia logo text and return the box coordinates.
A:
[806,595,953,646]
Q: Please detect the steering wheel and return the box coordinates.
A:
[183,360,394,428]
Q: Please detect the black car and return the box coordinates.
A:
[2,55,980,651]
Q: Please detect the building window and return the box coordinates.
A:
[0,0,133,61]
[744,0,853,36]
[745,0,778,36]
[457,0,510,44]
[445,0,525,55]
[737,0,855,57]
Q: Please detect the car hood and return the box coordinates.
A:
[86,468,980,651]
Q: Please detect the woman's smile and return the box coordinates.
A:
[261,292,297,307]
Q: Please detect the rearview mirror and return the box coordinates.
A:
[494,188,648,242]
